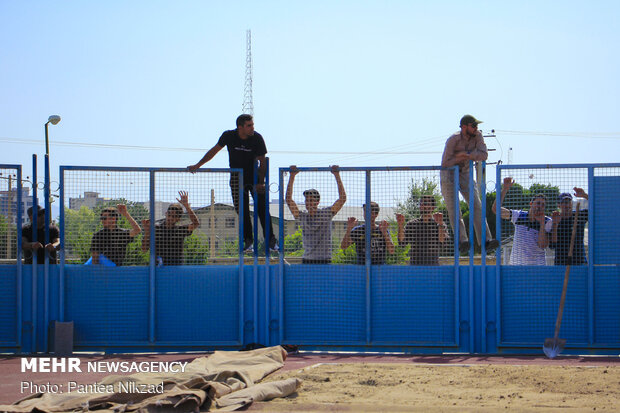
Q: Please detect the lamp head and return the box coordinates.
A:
[47,115,61,125]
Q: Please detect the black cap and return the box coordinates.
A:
[27,205,44,216]
[303,189,320,199]
[460,114,483,127]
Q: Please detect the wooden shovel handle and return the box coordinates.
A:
[553,204,581,340]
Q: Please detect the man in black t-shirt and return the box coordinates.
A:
[91,204,141,266]
[341,202,395,265]
[22,206,60,264]
[188,114,277,252]
[141,191,200,265]
[550,189,589,265]
[396,195,448,266]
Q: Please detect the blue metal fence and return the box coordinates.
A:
[0,162,618,355]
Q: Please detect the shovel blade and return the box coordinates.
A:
[543,337,566,359]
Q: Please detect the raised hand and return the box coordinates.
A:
[432,212,444,224]
[347,217,357,228]
[395,213,406,226]
[330,165,340,175]
[141,218,150,228]
[573,187,587,199]
[289,165,299,177]
[379,220,389,233]
[176,191,190,206]
[116,204,128,215]
[187,164,199,174]
[503,177,515,189]
[551,210,562,224]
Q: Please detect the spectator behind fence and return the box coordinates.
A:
[91,204,141,266]
[341,202,395,265]
[22,205,59,264]
[440,114,499,254]
[187,114,277,253]
[285,165,347,264]
[396,195,448,266]
[141,191,200,266]
[492,177,552,265]
[550,189,589,265]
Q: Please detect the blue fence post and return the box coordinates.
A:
[453,165,461,348]
[587,166,594,345]
[59,167,65,322]
[238,170,245,346]
[43,155,51,352]
[31,154,38,353]
[365,170,371,345]
[480,160,487,353]
[495,165,502,347]
[278,168,285,345]
[16,166,24,347]
[252,161,259,344]
[264,157,270,345]
[467,161,475,352]
[149,170,156,344]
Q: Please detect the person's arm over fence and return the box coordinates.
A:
[187,144,223,173]
[341,217,357,250]
[285,166,300,220]
[492,177,514,220]
[330,165,347,215]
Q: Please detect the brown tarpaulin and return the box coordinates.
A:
[1,346,301,412]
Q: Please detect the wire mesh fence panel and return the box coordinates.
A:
[153,170,235,265]
[62,169,150,266]
[280,168,366,265]
[497,167,589,266]
[0,167,21,264]
[370,168,454,266]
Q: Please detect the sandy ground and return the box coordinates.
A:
[251,362,620,412]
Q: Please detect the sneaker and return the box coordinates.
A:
[269,238,279,253]
[459,241,470,255]
[243,240,254,254]
[485,239,500,252]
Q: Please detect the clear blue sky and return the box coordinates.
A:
[2,0,619,194]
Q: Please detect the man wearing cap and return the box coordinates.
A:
[285,165,347,264]
[91,204,141,266]
[141,191,200,265]
[550,188,589,265]
[187,114,277,253]
[493,177,553,265]
[341,202,395,265]
[395,195,448,266]
[22,206,60,264]
[440,114,499,254]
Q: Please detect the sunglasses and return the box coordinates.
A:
[100,214,117,220]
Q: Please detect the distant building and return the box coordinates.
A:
[0,187,34,226]
[68,191,170,221]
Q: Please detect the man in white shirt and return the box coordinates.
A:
[492,177,552,265]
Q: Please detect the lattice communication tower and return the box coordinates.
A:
[242,30,254,116]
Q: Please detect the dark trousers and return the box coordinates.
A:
[230,175,275,244]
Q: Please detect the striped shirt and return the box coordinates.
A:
[509,210,553,265]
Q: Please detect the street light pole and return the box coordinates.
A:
[45,115,61,157]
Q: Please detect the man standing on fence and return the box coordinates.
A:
[141,191,200,265]
[492,177,552,265]
[440,114,499,254]
[395,195,448,266]
[22,206,60,264]
[187,114,277,253]
[91,204,141,266]
[550,189,589,265]
[341,202,395,265]
[285,165,347,264]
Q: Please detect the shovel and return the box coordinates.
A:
[543,204,580,359]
